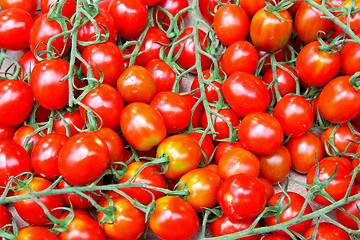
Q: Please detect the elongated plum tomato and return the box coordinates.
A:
[120,102,167,151]
[223,72,270,117]
[58,132,109,186]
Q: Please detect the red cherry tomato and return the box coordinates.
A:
[153,0,189,30]
[12,125,42,153]
[0,126,16,141]
[238,0,266,17]
[96,127,124,167]
[191,69,224,103]
[145,59,178,93]
[335,185,360,230]
[41,0,76,19]
[0,204,12,235]
[187,132,214,164]
[18,51,40,80]
[0,0,38,15]
[341,36,360,75]
[199,0,232,24]
[17,226,59,240]
[214,141,244,165]
[182,93,204,129]
[53,110,85,137]
[303,222,351,240]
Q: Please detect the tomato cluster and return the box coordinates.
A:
[0,0,360,239]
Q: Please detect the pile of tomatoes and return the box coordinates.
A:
[0,0,360,239]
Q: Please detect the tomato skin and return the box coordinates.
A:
[29,14,71,57]
[0,204,12,236]
[307,157,353,205]
[41,0,76,19]
[30,59,72,110]
[286,132,323,174]
[0,0,38,15]
[265,192,313,236]
[220,41,258,76]
[191,70,223,103]
[98,192,146,240]
[258,45,292,74]
[18,51,40,80]
[182,93,204,129]
[150,91,191,133]
[218,148,260,180]
[0,126,15,141]
[214,141,244,165]
[250,9,292,53]
[53,110,85,137]
[80,84,124,130]
[81,42,124,87]
[14,177,63,226]
[108,0,147,39]
[199,0,232,24]
[218,173,266,219]
[262,234,290,240]
[303,222,351,240]
[0,80,34,127]
[117,65,156,104]
[130,27,170,66]
[213,4,249,46]
[210,215,260,240]
[153,0,189,30]
[12,125,42,153]
[317,76,360,123]
[341,39,360,75]
[17,226,59,240]
[173,28,212,73]
[273,95,314,137]
[187,132,214,164]
[31,133,68,180]
[118,161,167,205]
[296,41,341,87]
[258,177,275,201]
[148,196,199,240]
[145,59,177,93]
[142,0,161,5]
[0,140,32,187]
[258,145,292,185]
[95,127,124,167]
[238,112,284,155]
[58,132,109,186]
[0,8,33,50]
[59,210,106,240]
[238,0,266,17]
[294,1,334,43]
[120,102,167,151]
[335,185,360,230]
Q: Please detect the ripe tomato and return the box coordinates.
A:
[182,93,204,128]
[214,141,244,164]
[187,132,214,164]
[108,0,147,39]
[335,185,360,230]
[341,37,360,76]
[273,95,314,137]
[59,210,106,240]
[0,8,33,50]
[265,192,313,236]
[145,59,178,93]
[258,44,292,74]
[261,234,290,240]
[53,110,85,137]
[286,132,324,174]
[18,51,40,80]
[258,145,292,184]
[130,27,170,66]
[307,157,353,205]
[41,0,76,19]
[17,226,59,240]
[58,132,109,186]
[335,11,360,36]
[213,4,249,46]
[218,148,260,180]
[173,28,212,73]
[0,126,15,141]
[303,222,351,240]
[294,1,334,43]
[178,168,222,211]
[98,192,146,240]
[258,177,275,201]
[120,102,167,151]
[116,65,156,104]
[31,133,68,180]
[0,80,34,126]
[199,0,232,24]
[191,70,223,103]
[220,40,258,76]
[30,58,72,110]
[296,41,341,87]
[238,112,284,155]
[218,173,266,219]
[13,177,63,226]
[118,161,167,205]
[317,75,360,123]
[12,125,42,153]
[95,127,124,167]
[238,0,266,17]
[29,14,71,58]
[142,0,161,6]
[156,134,202,179]
[150,91,191,133]
[81,42,124,87]
[148,196,199,240]
[0,0,38,15]
[153,0,189,30]
[250,9,292,53]
[0,204,12,235]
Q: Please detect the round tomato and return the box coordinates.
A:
[53,110,85,137]
[335,185,360,230]
[341,37,360,76]
[96,127,124,167]
[41,0,76,19]
[199,0,232,24]
[258,44,292,73]
[238,0,266,17]
[12,125,42,153]
[262,234,291,240]
[258,176,275,201]
[0,204,12,235]
[214,141,244,164]
[0,126,16,141]
[187,132,214,164]
[17,226,59,240]
[153,0,189,30]
[18,51,40,80]
[191,69,223,103]
[303,222,351,240]
[182,93,204,129]
[145,59,178,93]
[148,196,199,240]
[0,0,38,15]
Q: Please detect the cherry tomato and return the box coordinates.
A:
[13,177,63,226]
[98,0,110,9]
[214,141,244,165]
[303,222,351,240]
[18,51,40,80]
[156,134,202,179]
[142,0,161,6]
[17,226,59,240]
[335,185,360,230]
[41,0,76,19]
[81,42,124,87]
[258,44,292,73]
[0,0,38,15]
[238,0,266,17]
[199,0,232,24]
[0,80,34,126]
[153,0,189,30]
[187,132,214,164]
[182,93,204,129]
[116,65,156,104]
[96,127,124,167]
[0,126,16,141]
[53,110,85,137]
[262,234,290,240]
[317,75,360,123]
[250,9,292,53]
[98,192,146,240]
[58,132,109,186]
[238,112,284,155]
[12,125,42,153]
[265,192,313,236]
[341,37,360,76]
[120,102,167,151]
[335,11,360,36]
[213,4,249,46]
[108,0,147,39]
[148,196,199,240]
[118,161,167,205]
[0,8,33,50]
[220,40,258,76]
[258,176,275,201]
[145,59,178,93]
[191,69,224,103]
[0,204,12,235]
[218,173,266,219]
